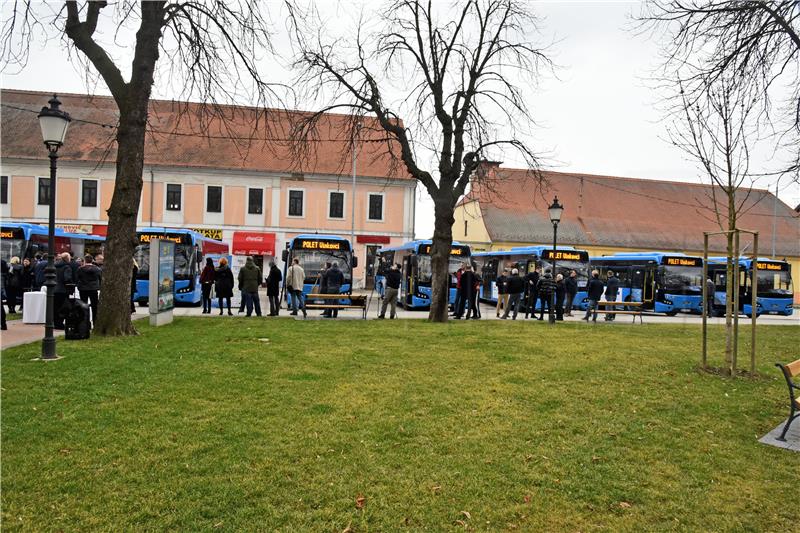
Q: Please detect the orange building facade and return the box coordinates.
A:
[1,89,417,288]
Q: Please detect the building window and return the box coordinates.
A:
[248,188,263,215]
[38,177,51,205]
[166,184,182,211]
[207,186,222,213]
[288,189,304,217]
[329,191,344,219]
[81,179,98,207]
[368,193,384,221]
[0,176,7,204]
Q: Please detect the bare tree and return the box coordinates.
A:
[290,0,550,322]
[2,1,280,335]
[667,73,762,370]
[641,1,800,175]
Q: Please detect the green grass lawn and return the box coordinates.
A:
[2,318,798,531]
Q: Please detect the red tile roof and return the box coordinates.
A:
[466,165,800,256]
[1,89,410,179]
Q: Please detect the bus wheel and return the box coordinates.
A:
[665,310,678,316]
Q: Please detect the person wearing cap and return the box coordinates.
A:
[501,268,525,320]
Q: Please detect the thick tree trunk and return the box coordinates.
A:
[428,200,456,322]
[93,113,147,336]
[93,5,163,336]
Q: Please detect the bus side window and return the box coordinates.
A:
[630,268,643,287]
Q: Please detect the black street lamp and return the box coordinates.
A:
[37,95,71,360]
[548,196,563,324]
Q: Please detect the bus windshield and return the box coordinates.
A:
[0,238,25,262]
[756,270,793,297]
[553,260,589,288]
[417,255,466,284]
[662,265,703,293]
[134,242,196,280]
[294,249,352,283]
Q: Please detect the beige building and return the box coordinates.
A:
[1,89,417,287]
[454,162,800,303]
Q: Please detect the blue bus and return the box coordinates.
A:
[375,240,471,309]
[281,234,357,305]
[589,252,704,314]
[707,257,794,317]
[133,228,229,306]
[0,222,105,262]
[473,246,591,311]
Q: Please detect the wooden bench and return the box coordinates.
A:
[594,301,644,324]
[303,293,368,320]
[775,359,800,441]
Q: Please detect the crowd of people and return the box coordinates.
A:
[0,252,106,331]
[451,262,624,322]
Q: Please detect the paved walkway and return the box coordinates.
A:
[3,292,797,351]
[1,321,65,350]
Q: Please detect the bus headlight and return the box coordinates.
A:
[664,298,673,305]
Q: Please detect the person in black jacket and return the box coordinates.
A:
[77,254,102,327]
[456,264,477,319]
[604,270,621,321]
[583,270,605,322]
[1,259,8,330]
[6,257,23,313]
[33,253,47,290]
[323,262,345,318]
[524,267,540,319]
[53,253,73,329]
[501,268,525,320]
[378,263,402,319]
[536,269,557,321]
[319,261,332,317]
[266,260,282,316]
[495,267,509,318]
[564,270,578,317]
[554,273,566,321]
[214,257,234,315]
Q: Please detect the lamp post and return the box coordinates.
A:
[37,95,71,360]
[548,196,563,324]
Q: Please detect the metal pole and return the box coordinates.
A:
[351,131,357,288]
[751,232,758,376]
[732,231,740,376]
[702,234,708,369]
[550,222,557,324]
[771,182,778,258]
[41,151,59,360]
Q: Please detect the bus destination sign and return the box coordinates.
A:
[297,238,347,251]
[542,250,587,261]
[139,233,185,245]
[756,261,787,271]
[419,244,468,256]
[0,229,22,240]
[665,256,701,267]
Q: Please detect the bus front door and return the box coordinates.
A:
[402,256,414,306]
[642,268,655,310]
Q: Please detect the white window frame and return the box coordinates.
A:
[287,187,305,218]
[327,190,346,220]
[205,184,224,214]
[366,192,385,222]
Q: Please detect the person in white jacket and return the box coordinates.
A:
[286,258,307,317]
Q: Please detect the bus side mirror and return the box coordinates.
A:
[351,256,358,268]
[281,249,288,262]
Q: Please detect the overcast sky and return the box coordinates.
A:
[2,1,798,238]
